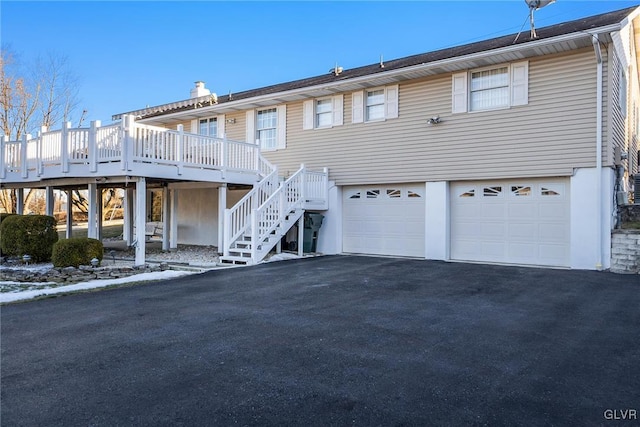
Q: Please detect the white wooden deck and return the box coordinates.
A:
[0,115,266,186]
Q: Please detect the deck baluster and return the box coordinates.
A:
[61,122,70,173]
[89,120,100,173]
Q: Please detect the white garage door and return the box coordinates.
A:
[343,185,425,257]
[451,179,570,267]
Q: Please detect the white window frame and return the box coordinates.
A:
[246,105,286,151]
[198,117,218,137]
[352,84,399,124]
[452,61,528,114]
[190,114,225,138]
[303,95,344,130]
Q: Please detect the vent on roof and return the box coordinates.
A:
[330,65,343,76]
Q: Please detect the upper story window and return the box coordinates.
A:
[352,84,398,124]
[246,105,287,150]
[452,61,528,114]
[316,99,333,127]
[257,108,277,150]
[198,117,218,136]
[191,115,225,138]
[302,95,344,130]
[470,67,509,111]
[366,89,386,121]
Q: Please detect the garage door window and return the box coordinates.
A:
[483,186,502,197]
[541,187,560,196]
[511,186,531,196]
[367,190,380,198]
[460,189,475,197]
[387,189,401,198]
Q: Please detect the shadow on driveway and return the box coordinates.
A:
[2,255,639,425]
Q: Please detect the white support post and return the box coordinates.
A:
[123,187,134,244]
[87,183,98,239]
[218,184,227,253]
[169,188,178,250]
[45,186,54,216]
[16,188,24,214]
[223,208,230,257]
[89,120,100,173]
[37,126,46,176]
[66,189,73,239]
[135,177,147,266]
[0,135,6,180]
[61,122,70,173]
[176,125,183,175]
[97,188,103,241]
[162,186,170,251]
[300,163,306,205]
[297,215,304,257]
[20,134,29,179]
[251,211,258,263]
[255,139,260,171]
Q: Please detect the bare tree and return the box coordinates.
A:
[0,47,82,213]
[35,53,79,129]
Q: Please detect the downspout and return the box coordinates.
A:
[592,34,604,270]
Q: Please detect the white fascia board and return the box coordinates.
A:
[137,24,622,124]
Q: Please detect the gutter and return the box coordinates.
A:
[592,34,604,270]
[124,23,622,123]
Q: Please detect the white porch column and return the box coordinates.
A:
[217,184,227,253]
[297,215,304,257]
[162,186,170,251]
[169,188,178,250]
[135,177,146,266]
[123,187,134,244]
[45,186,55,216]
[425,181,450,261]
[97,188,103,241]
[16,188,24,214]
[66,189,73,239]
[570,167,614,270]
[87,183,98,239]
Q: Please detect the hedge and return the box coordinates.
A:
[52,238,104,268]
[0,215,58,262]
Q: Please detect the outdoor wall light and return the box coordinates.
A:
[427,116,442,125]
[226,118,236,124]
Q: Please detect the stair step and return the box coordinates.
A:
[219,256,252,265]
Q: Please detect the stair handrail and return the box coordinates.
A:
[250,165,306,262]
[223,156,278,257]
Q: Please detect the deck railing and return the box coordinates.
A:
[0,114,263,181]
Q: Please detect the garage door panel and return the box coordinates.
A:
[451,178,570,267]
[343,184,425,258]
[508,223,536,239]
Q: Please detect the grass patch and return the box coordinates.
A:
[621,221,640,230]
[57,223,123,240]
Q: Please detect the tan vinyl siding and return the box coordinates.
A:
[264,49,601,185]
[609,52,627,168]
[224,112,246,141]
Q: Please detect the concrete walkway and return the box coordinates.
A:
[1,256,638,425]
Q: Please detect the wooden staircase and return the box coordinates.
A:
[220,163,328,265]
[221,208,304,264]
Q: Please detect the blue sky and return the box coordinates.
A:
[2,1,639,126]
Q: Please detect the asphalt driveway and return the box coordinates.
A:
[2,255,639,426]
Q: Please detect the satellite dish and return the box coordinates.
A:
[525,0,556,39]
